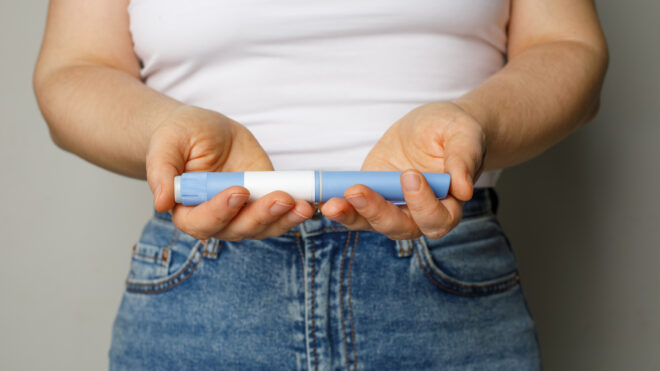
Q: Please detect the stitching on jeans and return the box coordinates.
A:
[127,259,199,294]
[202,245,218,259]
[321,227,347,232]
[310,238,319,371]
[167,228,180,247]
[126,243,202,287]
[126,253,201,294]
[126,254,198,287]
[395,240,413,258]
[132,251,168,264]
[202,240,222,260]
[348,232,358,371]
[414,244,519,296]
[294,232,304,278]
[218,241,223,254]
[202,251,217,259]
[294,232,308,368]
[306,226,349,234]
[415,240,519,291]
[339,232,352,371]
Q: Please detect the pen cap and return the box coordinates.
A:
[175,172,245,206]
[175,172,208,205]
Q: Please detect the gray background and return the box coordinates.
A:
[1,1,658,369]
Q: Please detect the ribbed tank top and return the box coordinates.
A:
[128,0,509,187]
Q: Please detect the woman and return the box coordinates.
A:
[34,0,608,369]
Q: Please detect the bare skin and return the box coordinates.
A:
[34,0,608,241]
[33,0,315,241]
[320,102,486,240]
[146,106,315,241]
[319,1,609,239]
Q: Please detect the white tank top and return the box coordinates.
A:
[128,0,509,187]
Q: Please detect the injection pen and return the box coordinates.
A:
[174,171,450,206]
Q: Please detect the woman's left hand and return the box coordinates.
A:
[319,102,486,240]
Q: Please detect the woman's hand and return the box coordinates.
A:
[319,102,486,240]
[147,105,314,241]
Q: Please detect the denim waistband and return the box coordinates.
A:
[154,187,498,234]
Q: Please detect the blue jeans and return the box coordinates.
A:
[109,189,540,370]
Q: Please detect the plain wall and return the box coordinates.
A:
[1,1,658,370]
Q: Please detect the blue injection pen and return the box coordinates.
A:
[174,171,450,206]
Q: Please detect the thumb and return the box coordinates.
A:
[445,153,475,202]
[146,136,185,213]
[442,126,484,202]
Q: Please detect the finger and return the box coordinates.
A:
[401,169,462,239]
[438,197,464,234]
[145,133,186,213]
[443,134,483,201]
[320,197,373,231]
[344,185,421,239]
[444,153,473,201]
[171,186,249,239]
[215,191,296,241]
[256,199,315,238]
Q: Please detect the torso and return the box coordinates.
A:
[128,0,509,187]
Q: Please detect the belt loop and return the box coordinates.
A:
[394,239,414,258]
[201,238,221,260]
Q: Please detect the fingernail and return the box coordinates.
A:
[154,184,162,201]
[270,202,293,216]
[402,173,421,192]
[228,193,249,209]
[288,210,308,223]
[346,195,367,209]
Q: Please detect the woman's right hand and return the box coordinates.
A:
[146,105,314,241]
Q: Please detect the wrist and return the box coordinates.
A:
[451,99,489,133]
[151,102,189,132]
[451,99,493,169]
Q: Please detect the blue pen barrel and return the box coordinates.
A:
[175,171,450,205]
[320,171,450,202]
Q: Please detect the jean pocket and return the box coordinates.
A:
[414,215,520,296]
[125,216,203,294]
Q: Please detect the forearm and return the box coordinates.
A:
[455,40,608,170]
[34,63,182,179]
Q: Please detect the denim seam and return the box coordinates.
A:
[394,240,403,257]
[301,226,349,237]
[294,232,304,274]
[131,244,170,266]
[321,227,347,232]
[126,251,202,294]
[310,238,319,371]
[201,239,221,260]
[296,232,309,370]
[202,240,221,260]
[339,231,351,371]
[416,239,519,290]
[126,241,202,289]
[348,231,358,371]
[126,251,199,288]
[413,242,519,296]
[395,239,413,258]
[166,228,180,249]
